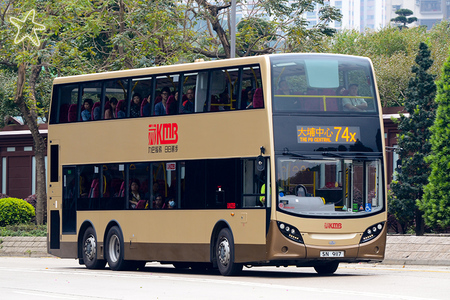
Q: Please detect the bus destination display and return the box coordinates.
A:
[297,126,361,144]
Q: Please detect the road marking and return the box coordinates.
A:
[342,265,450,274]
[0,266,441,300]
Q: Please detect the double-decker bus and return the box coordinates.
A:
[47,53,387,276]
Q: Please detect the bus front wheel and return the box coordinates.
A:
[314,261,339,275]
[105,226,127,271]
[215,228,242,276]
[81,227,106,269]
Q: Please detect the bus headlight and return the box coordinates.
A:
[277,221,304,244]
[360,222,385,244]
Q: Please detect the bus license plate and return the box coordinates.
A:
[320,251,344,257]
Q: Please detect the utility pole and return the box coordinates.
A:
[230,0,236,58]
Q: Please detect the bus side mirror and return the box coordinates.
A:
[257,155,265,172]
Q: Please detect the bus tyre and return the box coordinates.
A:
[215,228,242,276]
[105,226,128,271]
[314,261,339,275]
[81,227,106,269]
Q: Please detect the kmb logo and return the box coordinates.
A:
[324,223,342,229]
[148,123,178,145]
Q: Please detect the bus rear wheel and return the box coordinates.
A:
[105,226,128,271]
[314,261,339,275]
[81,227,106,269]
[215,228,242,276]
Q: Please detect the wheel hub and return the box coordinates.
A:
[218,238,230,266]
[108,234,120,263]
[84,235,96,261]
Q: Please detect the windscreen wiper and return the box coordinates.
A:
[322,152,383,159]
[322,152,344,158]
[282,148,309,159]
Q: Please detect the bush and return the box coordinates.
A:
[0,224,46,237]
[0,197,35,226]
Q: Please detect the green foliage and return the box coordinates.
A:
[420,46,450,230]
[190,0,341,57]
[0,198,36,226]
[0,71,21,126]
[0,224,46,237]
[390,43,436,235]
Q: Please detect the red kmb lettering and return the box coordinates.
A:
[148,123,178,145]
[324,223,342,229]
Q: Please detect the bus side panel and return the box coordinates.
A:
[50,242,78,258]
[77,209,267,263]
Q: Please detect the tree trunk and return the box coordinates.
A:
[195,0,231,58]
[14,63,47,225]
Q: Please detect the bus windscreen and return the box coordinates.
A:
[271,55,377,113]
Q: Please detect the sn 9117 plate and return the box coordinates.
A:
[320,251,344,257]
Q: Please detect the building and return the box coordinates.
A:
[305,0,387,32]
[0,118,47,199]
[386,0,450,29]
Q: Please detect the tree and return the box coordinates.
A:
[390,42,436,235]
[0,1,51,225]
[420,47,450,230]
[0,0,189,224]
[187,0,342,58]
[391,9,418,29]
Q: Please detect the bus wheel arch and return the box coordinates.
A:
[78,221,95,261]
[79,222,106,269]
[210,220,230,267]
[210,221,243,276]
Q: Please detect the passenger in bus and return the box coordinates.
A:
[154,194,165,209]
[130,93,142,118]
[81,99,94,121]
[117,100,126,118]
[167,91,179,115]
[129,179,144,209]
[343,84,367,112]
[142,95,152,117]
[182,89,195,113]
[241,87,254,109]
[166,196,176,209]
[105,97,118,119]
[336,86,346,96]
[276,80,291,95]
[155,87,170,116]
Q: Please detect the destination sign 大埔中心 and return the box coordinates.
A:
[297,126,360,144]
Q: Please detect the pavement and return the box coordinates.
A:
[1,235,449,265]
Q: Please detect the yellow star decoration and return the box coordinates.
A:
[10,9,46,47]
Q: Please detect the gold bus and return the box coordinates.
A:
[47,54,387,276]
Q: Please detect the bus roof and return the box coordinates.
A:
[52,53,369,85]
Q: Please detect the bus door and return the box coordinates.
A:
[62,166,77,234]
[343,160,365,213]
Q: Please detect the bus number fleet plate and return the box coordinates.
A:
[320,251,344,257]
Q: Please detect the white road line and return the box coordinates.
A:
[0,266,439,300]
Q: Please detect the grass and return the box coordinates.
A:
[0,224,47,237]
